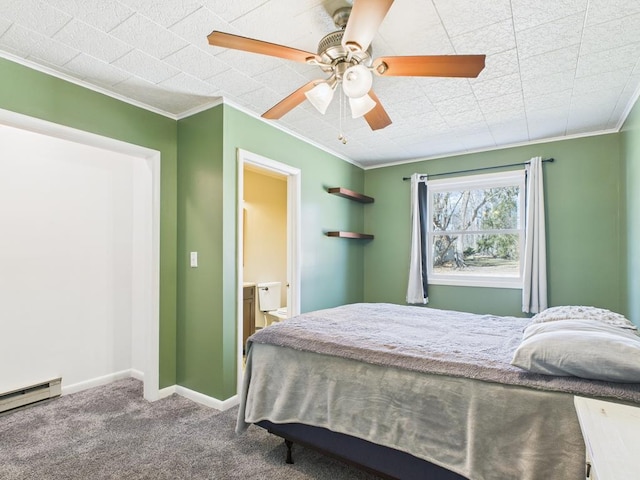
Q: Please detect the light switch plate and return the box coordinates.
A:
[190,251,198,268]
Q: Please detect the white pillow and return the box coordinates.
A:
[531,305,636,330]
[512,320,640,383]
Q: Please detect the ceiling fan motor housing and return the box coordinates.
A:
[316,30,372,75]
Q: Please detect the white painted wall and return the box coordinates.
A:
[0,123,150,393]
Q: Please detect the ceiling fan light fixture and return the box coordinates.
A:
[349,93,376,118]
[305,82,335,114]
[342,64,373,98]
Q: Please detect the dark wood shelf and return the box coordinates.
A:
[326,231,374,239]
[328,187,374,204]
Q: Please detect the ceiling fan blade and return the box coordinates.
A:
[364,90,392,131]
[342,0,394,53]
[373,55,486,78]
[207,31,319,63]
[262,81,321,120]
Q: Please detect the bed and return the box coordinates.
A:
[236,303,640,480]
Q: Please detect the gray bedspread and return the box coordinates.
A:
[237,303,640,480]
[248,302,640,403]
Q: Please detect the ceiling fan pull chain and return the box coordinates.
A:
[338,89,347,144]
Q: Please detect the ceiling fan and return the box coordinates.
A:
[207,0,485,132]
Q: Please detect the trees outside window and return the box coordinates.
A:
[427,170,525,288]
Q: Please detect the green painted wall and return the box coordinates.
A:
[363,134,623,317]
[0,58,178,388]
[621,97,640,326]
[176,104,367,400]
[176,106,225,396]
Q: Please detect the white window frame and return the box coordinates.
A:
[427,170,526,289]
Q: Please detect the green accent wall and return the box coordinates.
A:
[0,58,178,388]
[363,134,624,317]
[176,104,367,399]
[621,96,640,326]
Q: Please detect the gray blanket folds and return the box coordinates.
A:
[249,302,640,403]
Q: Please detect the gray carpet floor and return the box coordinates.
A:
[0,378,380,479]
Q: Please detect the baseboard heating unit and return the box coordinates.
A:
[0,378,62,413]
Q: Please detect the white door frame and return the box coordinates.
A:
[236,148,301,394]
[0,107,161,402]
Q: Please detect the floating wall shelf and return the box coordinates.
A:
[326,187,374,240]
[326,231,374,239]
[327,187,374,204]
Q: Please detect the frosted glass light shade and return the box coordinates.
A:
[349,94,376,118]
[304,82,335,115]
[342,64,373,98]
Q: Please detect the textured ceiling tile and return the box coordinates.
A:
[420,77,474,103]
[433,0,512,37]
[482,107,526,124]
[252,64,310,96]
[566,98,612,133]
[228,1,312,49]
[0,23,79,65]
[109,14,188,60]
[519,44,580,78]
[526,106,569,139]
[516,11,585,59]
[0,0,71,36]
[378,0,453,55]
[163,45,230,80]
[580,13,640,55]
[444,105,485,127]
[64,53,130,85]
[472,73,521,101]
[170,6,236,51]
[0,17,11,36]
[576,43,640,78]
[511,0,587,32]
[585,0,640,26]
[111,76,214,113]
[452,19,515,56]
[118,0,202,28]
[216,48,285,78]
[488,119,529,144]
[521,70,575,98]
[524,89,572,111]
[46,0,135,32]
[207,67,263,97]
[237,86,284,114]
[112,49,180,83]
[477,91,524,114]
[460,131,496,151]
[203,0,270,23]
[158,72,218,96]
[573,69,629,96]
[53,19,132,63]
[433,93,478,116]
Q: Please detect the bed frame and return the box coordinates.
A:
[257,420,468,480]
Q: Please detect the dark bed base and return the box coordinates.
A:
[256,421,468,480]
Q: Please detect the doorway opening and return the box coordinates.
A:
[236,149,301,392]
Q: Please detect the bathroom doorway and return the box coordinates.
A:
[236,149,301,391]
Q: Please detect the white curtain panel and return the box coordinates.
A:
[522,157,548,313]
[407,173,427,304]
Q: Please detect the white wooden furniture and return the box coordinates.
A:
[574,396,640,480]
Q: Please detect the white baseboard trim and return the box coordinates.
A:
[157,385,176,400]
[62,369,134,395]
[174,386,239,411]
[59,371,238,411]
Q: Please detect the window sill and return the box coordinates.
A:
[428,277,523,289]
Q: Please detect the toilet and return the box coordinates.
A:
[257,282,288,326]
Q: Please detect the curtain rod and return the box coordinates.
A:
[402,158,554,181]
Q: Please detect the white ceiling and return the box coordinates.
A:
[1,0,639,168]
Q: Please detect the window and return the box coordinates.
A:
[427,170,525,288]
